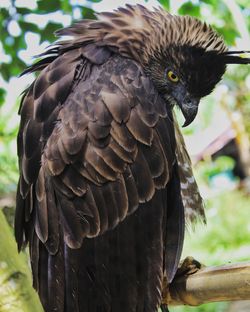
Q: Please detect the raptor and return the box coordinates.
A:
[15,5,250,312]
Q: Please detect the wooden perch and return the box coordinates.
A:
[162,262,250,306]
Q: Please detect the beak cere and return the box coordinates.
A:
[180,98,199,127]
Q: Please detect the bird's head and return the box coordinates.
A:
[139,12,250,127]
[56,5,250,127]
[145,44,228,126]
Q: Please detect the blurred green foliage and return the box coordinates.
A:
[0,210,43,311]
[0,0,249,311]
[197,156,235,183]
[184,190,250,264]
[0,103,19,195]
[172,189,250,312]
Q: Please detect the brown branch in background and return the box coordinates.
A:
[162,262,250,306]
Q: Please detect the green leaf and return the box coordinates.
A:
[19,21,40,33]
[81,6,96,20]
[86,0,103,2]
[13,58,27,76]
[40,22,63,43]
[0,63,11,81]
[16,7,32,15]
[14,35,27,51]
[0,88,6,107]
[215,26,239,45]
[3,36,14,55]
[178,1,201,17]
[157,0,170,10]
[0,57,26,81]
[37,0,61,13]
[60,0,72,13]
[199,0,217,5]
[0,8,9,21]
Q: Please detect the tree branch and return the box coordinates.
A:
[162,262,250,306]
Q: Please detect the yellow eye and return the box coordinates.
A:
[167,70,179,82]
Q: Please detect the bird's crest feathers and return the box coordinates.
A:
[56,4,229,65]
[23,5,250,76]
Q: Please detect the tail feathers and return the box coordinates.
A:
[38,243,49,310]
[77,236,110,311]
[135,191,164,312]
[109,208,137,312]
[31,190,167,312]
[64,245,80,312]
[48,242,65,311]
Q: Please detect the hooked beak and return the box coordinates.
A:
[166,85,200,127]
[179,97,199,127]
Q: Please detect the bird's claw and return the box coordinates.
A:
[175,256,205,277]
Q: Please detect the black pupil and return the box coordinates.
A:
[171,73,176,79]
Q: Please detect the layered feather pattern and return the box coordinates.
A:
[15,5,210,312]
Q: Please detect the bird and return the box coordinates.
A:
[15,4,250,312]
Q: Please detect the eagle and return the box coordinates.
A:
[15,5,250,312]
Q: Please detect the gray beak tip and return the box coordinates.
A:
[180,100,199,127]
[182,121,190,128]
[181,113,197,127]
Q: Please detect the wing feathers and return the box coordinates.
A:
[142,133,165,178]
[44,186,59,254]
[110,120,137,153]
[16,53,190,312]
[109,139,135,163]
[57,193,83,248]
[102,89,130,123]
[22,151,41,184]
[165,163,185,283]
[111,174,128,221]
[15,182,25,251]
[123,167,139,214]
[130,148,155,203]
[80,188,101,237]
[102,183,120,229]
[126,107,153,145]
[85,144,118,181]
[35,169,48,243]
[17,54,178,253]
[60,166,87,197]
[94,144,127,173]
[23,119,42,159]
[90,184,109,234]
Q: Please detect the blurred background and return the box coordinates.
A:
[0,0,249,311]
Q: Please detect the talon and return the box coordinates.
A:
[176,256,205,277]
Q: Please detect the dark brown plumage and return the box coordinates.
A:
[15,5,250,312]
